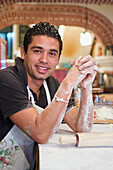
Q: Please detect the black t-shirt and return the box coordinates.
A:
[0,57,75,141]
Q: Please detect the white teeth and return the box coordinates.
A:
[38,66,47,70]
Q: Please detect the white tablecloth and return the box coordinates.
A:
[39,124,113,170]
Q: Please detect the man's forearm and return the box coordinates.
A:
[34,77,74,143]
[75,85,94,132]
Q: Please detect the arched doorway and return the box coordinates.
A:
[0,3,113,45]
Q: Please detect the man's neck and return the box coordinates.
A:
[28,75,44,94]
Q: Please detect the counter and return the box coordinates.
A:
[39,123,113,170]
[99,93,113,102]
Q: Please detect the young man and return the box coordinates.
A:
[0,22,98,169]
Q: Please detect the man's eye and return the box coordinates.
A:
[50,52,56,57]
[34,50,41,53]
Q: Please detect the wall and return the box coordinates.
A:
[0,2,113,64]
[75,4,113,24]
[60,26,94,63]
[0,3,113,45]
[13,24,20,59]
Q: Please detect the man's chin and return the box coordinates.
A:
[35,75,49,80]
[32,72,52,80]
[37,72,52,80]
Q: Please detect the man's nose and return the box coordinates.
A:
[39,53,48,63]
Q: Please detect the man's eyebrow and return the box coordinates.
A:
[31,46,42,50]
[31,46,58,53]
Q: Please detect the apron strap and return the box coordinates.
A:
[27,85,35,105]
[43,80,51,105]
[27,80,51,106]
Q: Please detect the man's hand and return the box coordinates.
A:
[67,59,88,89]
[75,55,99,88]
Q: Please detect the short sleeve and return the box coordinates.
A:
[0,70,33,120]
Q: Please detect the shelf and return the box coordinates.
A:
[104,88,113,93]
[103,71,113,75]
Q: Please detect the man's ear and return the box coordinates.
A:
[20,46,25,59]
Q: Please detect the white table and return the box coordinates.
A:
[39,124,113,170]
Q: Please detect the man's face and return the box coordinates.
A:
[23,35,60,81]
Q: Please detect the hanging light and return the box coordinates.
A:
[80,6,92,46]
[58,25,65,40]
[80,31,92,46]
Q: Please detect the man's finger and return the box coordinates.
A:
[71,59,75,66]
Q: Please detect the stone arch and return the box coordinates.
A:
[0,3,113,45]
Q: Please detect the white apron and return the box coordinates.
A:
[0,81,51,170]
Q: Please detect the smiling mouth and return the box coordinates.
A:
[37,66,49,70]
[36,65,49,74]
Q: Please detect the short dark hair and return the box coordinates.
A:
[23,22,63,57]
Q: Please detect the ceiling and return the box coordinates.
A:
[0,0,113,6]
